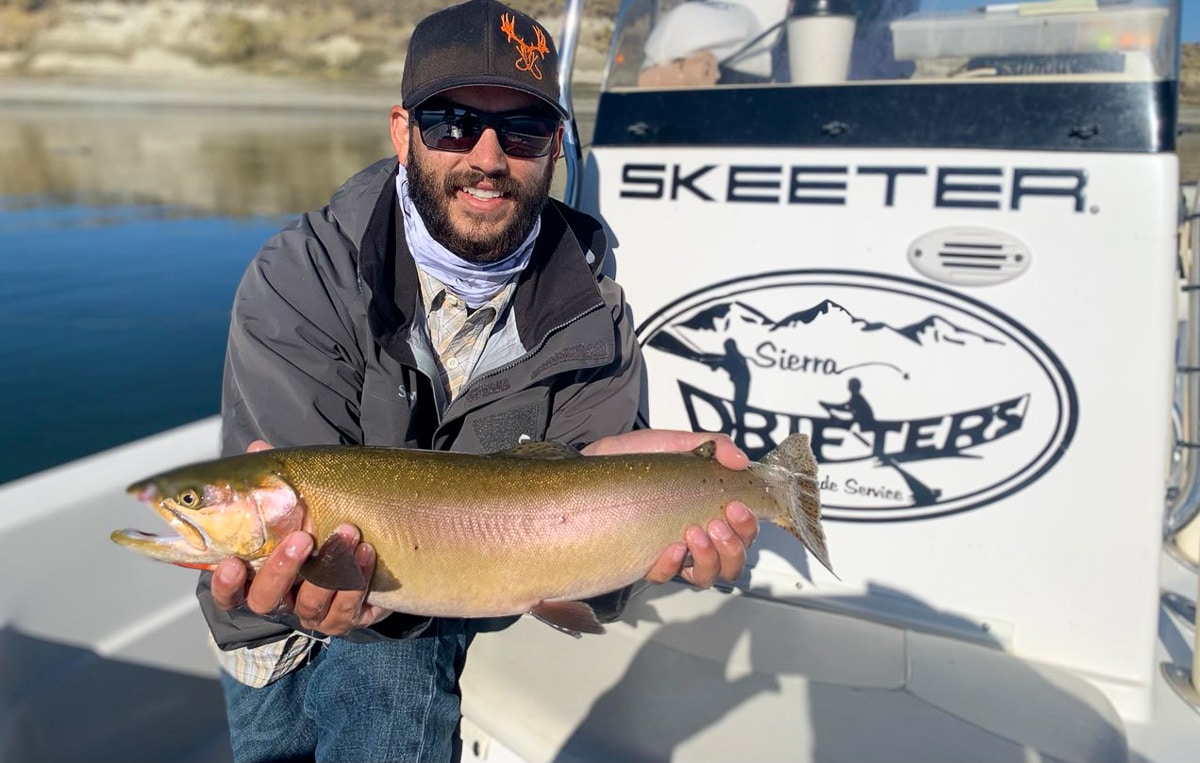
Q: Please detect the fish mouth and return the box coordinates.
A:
[152,504,210,551]
[112,485,213,561]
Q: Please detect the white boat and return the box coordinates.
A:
[2,1,1198,761]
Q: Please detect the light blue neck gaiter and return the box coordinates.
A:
[396,163,539,308]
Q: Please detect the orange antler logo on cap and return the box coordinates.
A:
[500,12,549,81]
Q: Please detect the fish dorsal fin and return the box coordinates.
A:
[299,533,368,591]
[493,442,582,460]
[691,440,717,459]
[530,600,605,637]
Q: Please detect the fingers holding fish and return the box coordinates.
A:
[313,586,387,636]
[641,515,735,588]
[241,530,313,616]
[212,557,250,610]
[292,527,383,635]
[701,434,751,471]
[644,541,688,584]
[643,500,756,588]
[708,506,752,583]
[292,525,348,626]
[724,499,759,563]
[681,524,722,588]
[582,429,750,471]
[587,430,758,589]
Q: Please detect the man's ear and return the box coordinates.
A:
[550,122,565,163]
[390,106,411,166]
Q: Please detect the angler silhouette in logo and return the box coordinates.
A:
[820,378,942,507]
[500,13,549,80]
[715,338,751,451]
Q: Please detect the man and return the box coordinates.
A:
[198,1,758,761]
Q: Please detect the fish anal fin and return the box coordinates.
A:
[494,442,582,460]
[299,533,367,591]
[530,600,606,637]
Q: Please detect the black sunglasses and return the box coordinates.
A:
[413,104,560,158]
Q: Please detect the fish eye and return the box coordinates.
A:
[177,488,201,509]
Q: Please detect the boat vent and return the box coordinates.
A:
[907,227,1031,286]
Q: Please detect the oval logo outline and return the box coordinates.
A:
[635,269,1079,522]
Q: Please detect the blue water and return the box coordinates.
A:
[0,201,289,484]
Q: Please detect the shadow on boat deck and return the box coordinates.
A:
[0,628,231,763]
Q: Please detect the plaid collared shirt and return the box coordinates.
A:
[416,268,515,403]
[212,630,325,688]
[216,270,517,687]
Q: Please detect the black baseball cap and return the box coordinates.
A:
[401,0,568,118]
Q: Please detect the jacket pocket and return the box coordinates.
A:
[458,386,551,453]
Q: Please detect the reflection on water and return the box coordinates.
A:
[0,105,397,484]
[0,105,395,216]
[0,84,600,216]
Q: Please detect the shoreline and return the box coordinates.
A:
[0,76,403,114]
[0,71,607,115]
[1,76,1195,126]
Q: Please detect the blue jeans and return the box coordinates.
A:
[220,619,472,763]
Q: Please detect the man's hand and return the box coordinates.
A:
[582,430,759,588]
[209,440,390,636]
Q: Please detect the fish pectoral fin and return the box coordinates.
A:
[299,534,368,591]
[493,442,582,460]
[530,600,606,638]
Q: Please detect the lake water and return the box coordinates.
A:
[0,94,599,484]
[0,203,279,483]
[0,104,397,483]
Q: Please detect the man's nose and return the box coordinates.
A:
[468,128,508,173]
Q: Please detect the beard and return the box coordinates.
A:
[406,142,553,264]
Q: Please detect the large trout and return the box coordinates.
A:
[112,434,830,635]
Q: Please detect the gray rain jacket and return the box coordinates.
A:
[197,157,645,650]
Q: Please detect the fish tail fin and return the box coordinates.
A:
[749,434,835,577]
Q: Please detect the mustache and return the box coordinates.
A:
[442,170,520,197]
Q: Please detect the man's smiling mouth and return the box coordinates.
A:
[462,187,505,200]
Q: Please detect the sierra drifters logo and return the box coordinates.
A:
[637,271,1077,521]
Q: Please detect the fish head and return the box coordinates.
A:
[112,454,304,568]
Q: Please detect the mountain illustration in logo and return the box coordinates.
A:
[663,299,1001,352]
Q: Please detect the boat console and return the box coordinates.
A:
[461,2,1200,761]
